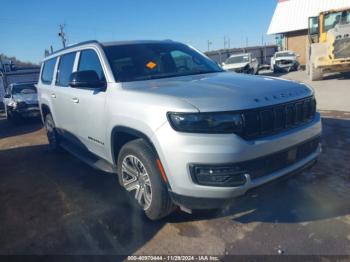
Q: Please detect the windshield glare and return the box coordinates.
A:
[225,55,249,64]
[103,43,223,82]
[324,11,350,31]
[276,52,295,58]
[12,84,37,94]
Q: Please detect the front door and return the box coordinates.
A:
[69,49,108,159]
[52,52,78,139]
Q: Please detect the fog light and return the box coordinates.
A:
[190,165,247,187]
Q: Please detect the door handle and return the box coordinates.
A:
[72,97,79,104]
[51,93,56,98]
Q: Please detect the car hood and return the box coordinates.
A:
[222,62,249,70]
[122,72,313,112]
[275,56,297,62]
[12,93,38,105]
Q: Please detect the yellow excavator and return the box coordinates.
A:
[307,8,350,81]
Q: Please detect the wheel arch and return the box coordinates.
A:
[111,126,158,167]
[40,103,51,123]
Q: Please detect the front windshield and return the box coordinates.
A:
[12,84,37,94]
[103,42,223,82]
[276,52,295,58]
[324,11,350,32]
[225,55,249,64]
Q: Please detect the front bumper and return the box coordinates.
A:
[227,67,250,74]
[169,157,318,210]
[274,62,298,72]
[8,105,40,118]
[153,112,322,201]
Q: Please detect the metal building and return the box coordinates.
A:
[268,0,350,65]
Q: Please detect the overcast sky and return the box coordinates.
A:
[0,0,277,63]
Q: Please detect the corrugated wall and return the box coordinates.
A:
[286,30,308,65]
[206,45,278,65]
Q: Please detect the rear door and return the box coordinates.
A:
[37,57,57,120]
[68,49,108,158]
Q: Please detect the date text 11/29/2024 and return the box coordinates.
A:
[127,255,220,261]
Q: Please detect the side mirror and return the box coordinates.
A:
[4,94,11,99]
[69,70,105,89]
[252,58,257,62]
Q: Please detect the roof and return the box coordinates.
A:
[228,53,251,57]
[46,39,177,59]
[267,0,350,35]
[102,40,176,47]
[10,81,37,86]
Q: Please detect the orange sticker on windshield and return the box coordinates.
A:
[146,61,157,69]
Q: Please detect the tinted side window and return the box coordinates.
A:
[78,50,105,81]
[56,52,76,87]
[41,57,57,84]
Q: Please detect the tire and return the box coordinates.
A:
[117,139,175,220]
[6,110,19,123]
[44,113,60,152]
[310,64,323,81]
[5,108,13,121]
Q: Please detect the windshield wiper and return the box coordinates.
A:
[182,69,223,76]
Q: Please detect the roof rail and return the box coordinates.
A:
[49,40,101,56]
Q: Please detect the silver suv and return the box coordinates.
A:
[37,40,322,220]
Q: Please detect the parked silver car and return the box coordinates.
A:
[37,40,322,220]
[271,51,300,73]
[222,53,259,74]
[3,82,40,121]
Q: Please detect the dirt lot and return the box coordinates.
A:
[0,70,350,256]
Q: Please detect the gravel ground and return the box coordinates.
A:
[0,71,349,256]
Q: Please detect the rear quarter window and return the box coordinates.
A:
[41,57,57,84]
[56,52,76,87]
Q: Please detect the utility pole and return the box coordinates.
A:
[207,40,212,52]
[261,35,264,64]
[58,24,67,48]
[0,54,3,71]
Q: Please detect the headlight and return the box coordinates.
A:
[8,101,18,108]
[167,112,244,134]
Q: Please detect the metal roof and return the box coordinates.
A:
[267,0,350,35]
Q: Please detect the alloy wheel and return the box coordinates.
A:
[122,155,152,210]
